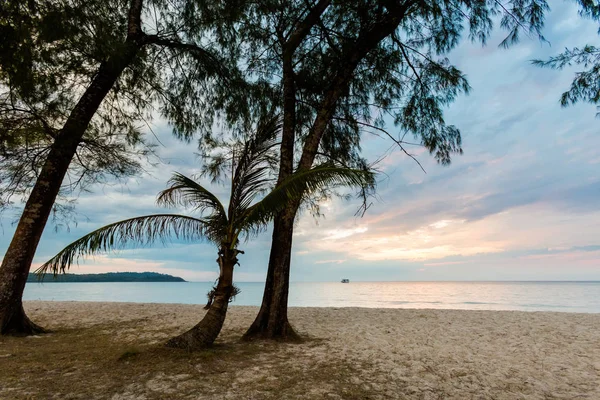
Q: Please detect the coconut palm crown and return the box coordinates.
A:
[36,117,375,349]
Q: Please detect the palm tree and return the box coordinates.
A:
[37,118,374,350]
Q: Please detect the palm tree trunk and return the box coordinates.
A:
[0,26,144,335]
[165,248,238,350]
[243,206,300,341]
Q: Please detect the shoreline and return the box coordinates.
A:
[22,299,600,315]
[2,301,599,399]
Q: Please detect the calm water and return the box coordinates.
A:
[23,281,600,313]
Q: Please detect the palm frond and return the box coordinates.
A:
[228,115,281,221]
[37,214,214,276]
[238,165,375,235]
[157,172,227,221]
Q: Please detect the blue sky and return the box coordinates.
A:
[2,0,599,281]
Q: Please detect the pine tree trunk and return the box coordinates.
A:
[244,5,413,340]
[243,68,349,342]
[242,46,302,342]
[166,249,238,350]
[243,206,300,341]
[0,40,142,335]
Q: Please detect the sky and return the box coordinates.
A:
[1,0,599,282]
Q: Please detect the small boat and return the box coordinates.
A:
[341,279,350,283]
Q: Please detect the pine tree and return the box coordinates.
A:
[0,0,247,335]
[236,0,555,340]
[533,0,600,113]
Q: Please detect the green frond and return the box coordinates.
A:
[228,115,281,220]
[157,172,228,221]
[238,165,375,235]
[36,214,214,277]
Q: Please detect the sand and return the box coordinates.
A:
[1,302,599,399]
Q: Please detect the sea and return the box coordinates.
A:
[23,281,600,313]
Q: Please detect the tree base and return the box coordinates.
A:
[1,305,47,336]
[164,328,212,351]
[164,311,225,351]
[242,319,302,342]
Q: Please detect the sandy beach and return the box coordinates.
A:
[0,302,599,399]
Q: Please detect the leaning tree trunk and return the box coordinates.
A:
[0,40,142,335]
[243,206,300,341]
[166,248,239,350]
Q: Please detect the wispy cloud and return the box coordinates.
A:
[314,259,346,265]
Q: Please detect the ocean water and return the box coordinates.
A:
[23,281,600,313]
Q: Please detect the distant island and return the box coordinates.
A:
[27,272,186,283]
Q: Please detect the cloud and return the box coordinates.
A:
[314,259,346,265]
[424,261,470,267]
[323,226,368,240]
